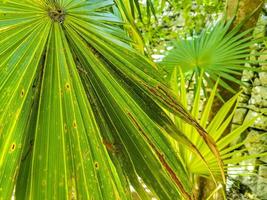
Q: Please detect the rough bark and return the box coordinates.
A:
[214,0,264,106]
[226,0,263,32]
[197,1,264,200]
[217,0,264,103]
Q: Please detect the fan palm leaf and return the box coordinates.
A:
[0,0,224,199]
[162,20,266,94]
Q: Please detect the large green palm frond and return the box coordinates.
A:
[162,20,266,94]
[0,0,224,199]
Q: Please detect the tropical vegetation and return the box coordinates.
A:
[0,0,266,199]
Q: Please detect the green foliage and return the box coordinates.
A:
[128,0,224,54]
[169,69,266,193]
[1,0,265,199]
[0,0,225,199]
[162,20,266,94]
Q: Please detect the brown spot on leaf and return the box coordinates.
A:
[94,162,99,169]
[103,140,120,154]
[64,123,67,132]
[73,121,77,128]
[20,89,25,97]
[10,143,16,152]
[65,83,71,90]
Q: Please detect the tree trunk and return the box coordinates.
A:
[197,1,264,200]
[226,0,263,33]
[213,0,264,106]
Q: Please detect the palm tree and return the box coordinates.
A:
[1,1,265,200]
[0,1,224,199]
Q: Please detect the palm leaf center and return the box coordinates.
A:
[48,7,65,23]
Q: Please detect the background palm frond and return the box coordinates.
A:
[162,20,266,94]
[168,68,266,189]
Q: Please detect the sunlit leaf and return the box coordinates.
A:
[0,1,223,199]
